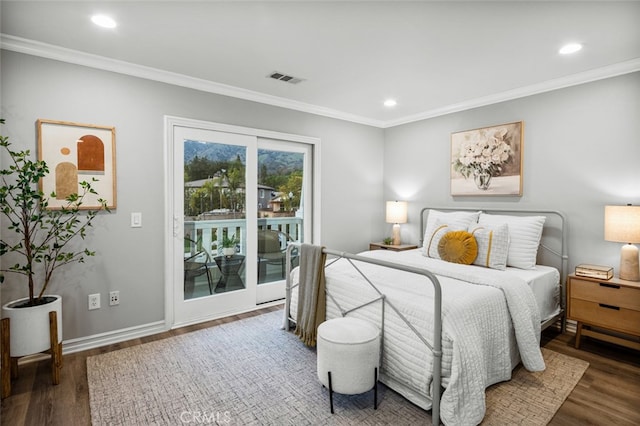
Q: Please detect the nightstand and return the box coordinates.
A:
[567,273,640,351]
[369,242,418,252]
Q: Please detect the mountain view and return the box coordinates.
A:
[184,140,303,174]
[183,139,304,217]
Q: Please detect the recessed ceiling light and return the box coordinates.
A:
[91,14,117,29]
[384,99,397,107]
[559,43,582,55]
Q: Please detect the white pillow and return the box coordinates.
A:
[424,219,451,259]
[422,210,481,253]
[469,223,509,270]
[477,213,545,269]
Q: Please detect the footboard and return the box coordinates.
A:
[283,245,444,426]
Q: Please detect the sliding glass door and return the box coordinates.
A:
[166,117,316,327]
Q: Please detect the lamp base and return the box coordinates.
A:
[392,224,401,246]
[619,243,640,281]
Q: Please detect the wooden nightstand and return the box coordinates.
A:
[567,273,640,351]
[369,242,418,252]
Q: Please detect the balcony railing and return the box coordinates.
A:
[184,216,303,257]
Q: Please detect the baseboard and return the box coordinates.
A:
[61,320,167,355]
[171,300,284,329]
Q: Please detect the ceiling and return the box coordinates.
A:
[2,1,639,128]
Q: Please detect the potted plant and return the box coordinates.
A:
[221,233,239,256]
[0,119,108,359]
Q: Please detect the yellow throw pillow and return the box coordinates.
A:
[437,231,478,265]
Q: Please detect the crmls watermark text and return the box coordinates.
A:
[180,411,231,424]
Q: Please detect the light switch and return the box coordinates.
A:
[131,212,142,228]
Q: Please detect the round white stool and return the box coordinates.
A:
[317,316,381,413]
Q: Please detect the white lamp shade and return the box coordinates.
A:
[604,205,640,243]
[386,201,408,224]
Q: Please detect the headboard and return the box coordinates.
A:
[419,207,569,288]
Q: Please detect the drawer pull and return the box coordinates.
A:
[598,303,620,311]
[599,283,620,289]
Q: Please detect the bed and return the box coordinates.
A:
[283,208,568,426]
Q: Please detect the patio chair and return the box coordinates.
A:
[257,229,297,282]
[184,240,214,295]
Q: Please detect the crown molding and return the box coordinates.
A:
[383,57,640,128]
[0,34,384,128]
[2,34,639,129]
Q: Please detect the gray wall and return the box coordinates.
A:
[0,51,384,340]
[383,72,640,274]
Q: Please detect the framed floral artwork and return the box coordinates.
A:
[450,121,523,196]
[37,119,116,209]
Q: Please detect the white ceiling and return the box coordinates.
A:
[2,1,639,128]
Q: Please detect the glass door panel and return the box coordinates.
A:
[184,141,247,299]
[256,139,311,304]
[174,126,257,325]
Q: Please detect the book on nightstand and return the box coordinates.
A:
[575,263,613,280]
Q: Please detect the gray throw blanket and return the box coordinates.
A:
[294,244,326,347]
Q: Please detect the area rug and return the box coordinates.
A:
[87,311,588,425]
[483,347,588,425]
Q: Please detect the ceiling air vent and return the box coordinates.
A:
[268,71,304,85]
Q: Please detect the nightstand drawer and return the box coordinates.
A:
[570,278,640,311]
[569,299,640,335]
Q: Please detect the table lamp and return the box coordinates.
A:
[386,201,408,245]
[604,204,640,281]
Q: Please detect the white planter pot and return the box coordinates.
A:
[222,247,236,256]
[1,295,62,357]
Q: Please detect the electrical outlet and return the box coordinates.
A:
[109,290,120,306]
[88,293,100,310]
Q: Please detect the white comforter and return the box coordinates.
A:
[289,249,545,425]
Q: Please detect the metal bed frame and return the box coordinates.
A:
[284,245,444,423]
[283,208,568,425]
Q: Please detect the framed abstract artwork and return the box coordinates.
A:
[37,119,116,209]
[450,121,523,196]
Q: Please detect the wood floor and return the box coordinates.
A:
[2,306,639,425]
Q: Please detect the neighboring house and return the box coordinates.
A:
[184,177,275,214]
[269,196,283,213]
[258,184,275,210]
[268,192,297,214]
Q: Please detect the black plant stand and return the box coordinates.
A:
[213,255,245,292]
